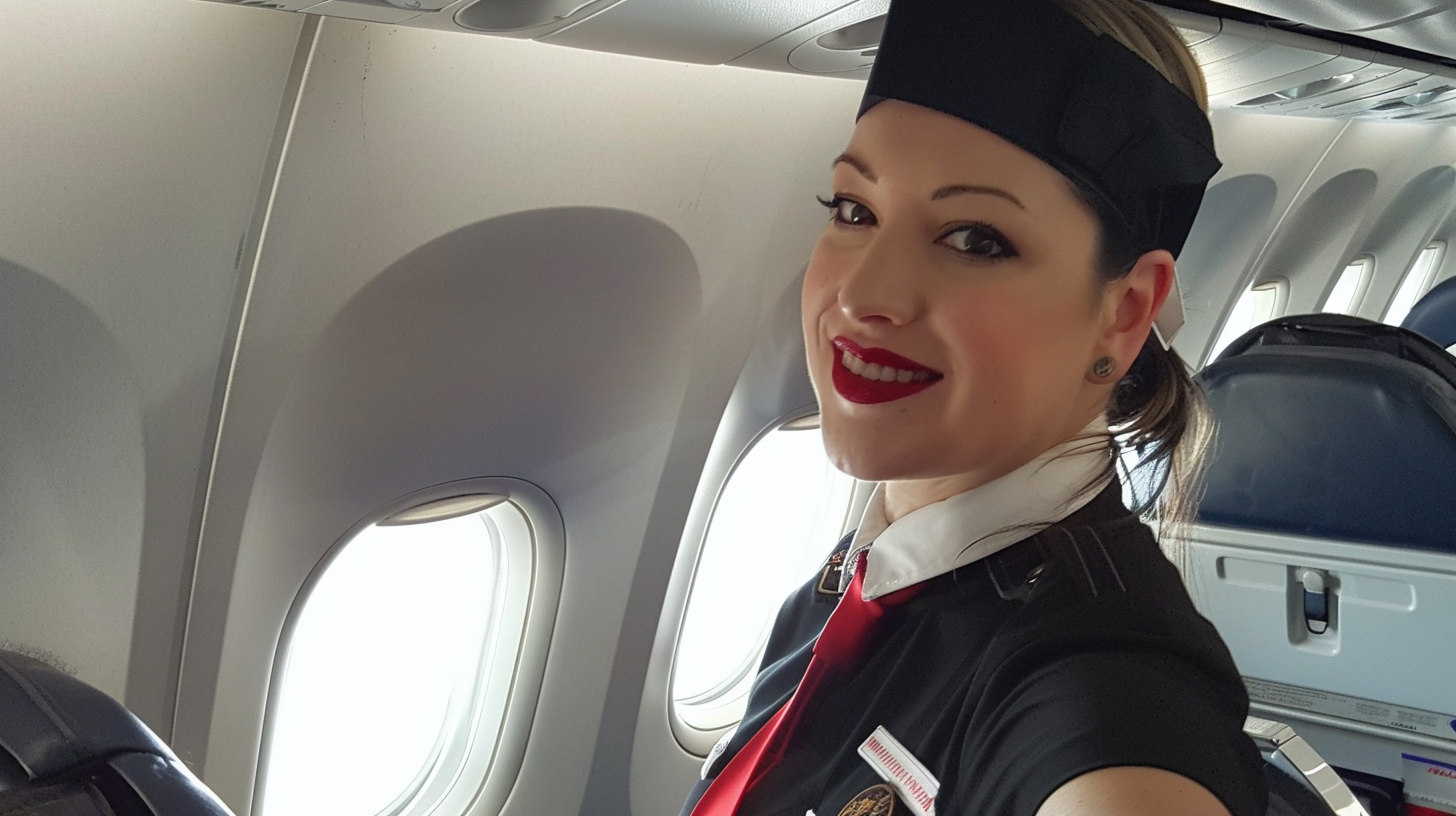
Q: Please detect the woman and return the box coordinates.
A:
[682,0,1268,814]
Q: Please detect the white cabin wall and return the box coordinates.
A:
[1245,120,1456,324]
[0,0,303,733]
[1178,114,1456,362]
[175,19,866,814]
[1172,111,1347,363]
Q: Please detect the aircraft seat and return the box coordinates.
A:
[0,649,234,815]
[1198,312,1456,551]
[1400,276,1456,350]
[1190,313,1456,809]
[1248,717,1367,816]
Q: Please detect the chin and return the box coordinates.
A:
[823,433,930,483]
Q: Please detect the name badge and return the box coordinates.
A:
[857,727,938,816]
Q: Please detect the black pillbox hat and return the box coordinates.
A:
[858,0,1222,261]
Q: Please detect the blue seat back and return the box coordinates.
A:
[1197,313,1456,552]
[1400,275,1456,349]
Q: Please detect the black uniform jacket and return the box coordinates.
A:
[679,483,1268,816]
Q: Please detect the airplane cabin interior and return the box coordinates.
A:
[2,0,1456,814]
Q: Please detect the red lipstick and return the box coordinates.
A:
[830,337,942,405]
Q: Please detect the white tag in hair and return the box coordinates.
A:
[1152,270,1185,350]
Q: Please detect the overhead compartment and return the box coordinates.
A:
[1224,0,1456,63]
[191,0,1456,123]
[537,0,871,67]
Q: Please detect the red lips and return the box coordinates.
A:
[830,337,943,405]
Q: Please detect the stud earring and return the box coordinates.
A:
[1092,357,1116,379]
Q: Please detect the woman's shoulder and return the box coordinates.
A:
[1023,482,1201,616]
[982,482,1247,701]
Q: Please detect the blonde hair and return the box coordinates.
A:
[1052,0,1210,111]
[1050,0,1217,555]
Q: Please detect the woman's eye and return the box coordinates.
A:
[940,223,1019,261]
[816,195,877,227]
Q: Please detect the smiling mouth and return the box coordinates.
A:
[840,349,938,383]
[831,337,943,405]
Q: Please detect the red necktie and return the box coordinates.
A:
[691,555,920,816]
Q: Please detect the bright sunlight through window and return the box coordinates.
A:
[1209,279,1288,361]
[1322,257,1373,315]
[674,419,858,731]
[260,509,506,816]
[1385,243,1446,326]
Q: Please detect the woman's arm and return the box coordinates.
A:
[1036,767,1234,816]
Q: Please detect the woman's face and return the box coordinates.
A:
[803,100,1157,507]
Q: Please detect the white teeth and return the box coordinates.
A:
[838,349,934,384]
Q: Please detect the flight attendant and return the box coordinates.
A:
[681,0,1268,815]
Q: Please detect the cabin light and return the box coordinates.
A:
[1278,74,1356,100]
[456,0,600,30]
[381,0,450,8]
[815,15,887,52]
[380,493,511,526]
[1236,74,1357,107]
[1402,85,1456,107]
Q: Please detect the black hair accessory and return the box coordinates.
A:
[858,0,1222,261]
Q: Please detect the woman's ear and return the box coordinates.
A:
[1092,249,1174,380]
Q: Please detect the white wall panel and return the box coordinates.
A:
[1172,111,1346,363]
[1239,120,1456,329]
[0,0,302,731]
[177,20,865,815]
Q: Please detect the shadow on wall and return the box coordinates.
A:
[262,207,703,508]
[0,258,145,699]
[1256,168,1380,284]
[1360,166,1456,259]
[1176,173,1279,350]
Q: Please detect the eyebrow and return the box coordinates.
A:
[831,152,1028,211]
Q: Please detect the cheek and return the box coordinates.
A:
[801,241,838,331]
[938,291,1093,399]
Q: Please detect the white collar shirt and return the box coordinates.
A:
[845,416,1115,601]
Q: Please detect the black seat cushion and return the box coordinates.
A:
[0,650,234,815]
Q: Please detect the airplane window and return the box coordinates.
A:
[1209,278,1289,361]
[1321,257,1373,315]
[258,499,537,816]
[673,417,858,732]
[1384,242,1446,325]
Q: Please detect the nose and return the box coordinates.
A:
[835,227,924,327]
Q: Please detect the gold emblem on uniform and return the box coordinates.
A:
[836,782,897,816]
[817,549,848,596]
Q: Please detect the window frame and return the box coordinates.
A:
[1321,255,1375,316]
[254,477,564,816]
[1384,241,1447,325]
[668,406,869,749]
[1208,277,1290,363]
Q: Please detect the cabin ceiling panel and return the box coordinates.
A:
[541,0,865,65]
[1230,0,1456,32]
[1228,0,1456,62]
